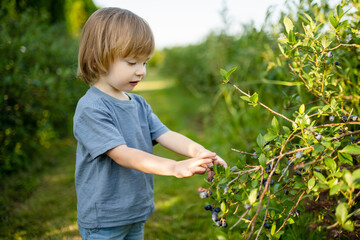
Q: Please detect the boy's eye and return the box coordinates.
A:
[127,61,136,65]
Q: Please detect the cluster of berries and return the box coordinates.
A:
[327,51,340,65]
[198,187,212,199]
[329,115,358,122]
[205,205,227,228]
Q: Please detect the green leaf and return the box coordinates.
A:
[271,223,276,235]
[259,154,267,168]
[257,133,265,148]
[336,203,348,224]
[288,29,296,43]
[225,66,237,80]
[271,117,280,134]
[343,170,353,187]
[340,145,360,155]
[336,5,344,19]
[299,104,305,115]
[338,152,353,166]
[221,201,227,213]
[220,69,227,82]
[240,96,251,102]
[330,184,343,195]
[283,16,294,33]
[314,171,326,183]
[308,177,315,190]
[352,169,360,180]
[321,35,332,49]
[220,67,237,83]
[325,158,337,172]
[249,189,258,205]
[343,220,354,232]
[250,92,259,104]
[330,16,338,28]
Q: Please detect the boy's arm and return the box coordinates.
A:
[106,145,215,178]
[155,131,228,169]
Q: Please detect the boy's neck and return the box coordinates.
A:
[93,82,130,101]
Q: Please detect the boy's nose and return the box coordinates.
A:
[136,65,146,76]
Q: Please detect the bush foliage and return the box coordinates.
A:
[162,0,360,239]
[0,7,87,178]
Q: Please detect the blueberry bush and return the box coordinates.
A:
[198,2,360,239]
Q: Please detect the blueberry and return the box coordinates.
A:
[334,61,340,65]
[253,152,258,159]
[315,168,321,173]
[294,209,301,217]
[350,136,355,143]
[327,51,333,58]
[222,221,228,228]
[220,217,227,228]
[352,115,358,121]
[245,204,252,210]
[264,222,272,229]
[284,189,289,195]
[295,171,302,176]
[329,116,335,121]
[342,116,348,122]
[199,191,209,199]
[270,179,274,186]
[212,212,219,222]
[287,160,294,166]
[215,220,222,227]
[295,152,303,159]
[205,205,213,211]
[214,207,221,213]
[315,134,322,140]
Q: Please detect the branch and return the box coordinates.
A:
[227,81,296,124]
[288,64,329,105]
[275,190,306,234]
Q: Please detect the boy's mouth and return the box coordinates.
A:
[130,81,140,86]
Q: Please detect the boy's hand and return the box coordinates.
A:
[173,152,216,178]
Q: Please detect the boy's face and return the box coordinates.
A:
[95,56,149,98]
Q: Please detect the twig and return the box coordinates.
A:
[267,146,314,164]
[314,122,360,128]
[332,130,360,141]
[255,187,271,240]
[227,81,296,124]
[230,209,250,231]
[232,148,257,156]
[275,190,306,234]
[288,64,329,105]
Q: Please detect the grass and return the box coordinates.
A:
[0,67,229,240]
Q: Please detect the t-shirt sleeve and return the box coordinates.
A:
[143,99,169,143]
[74,105,126,159]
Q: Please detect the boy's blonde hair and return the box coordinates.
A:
[78,7,155,85]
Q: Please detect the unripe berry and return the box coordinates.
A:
[315,134,322,140]
[199,191,208,199]
[295,152,303,159]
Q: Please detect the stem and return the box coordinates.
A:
[227,81,296,124]
[288,64,329,104]
[275,190,306,234]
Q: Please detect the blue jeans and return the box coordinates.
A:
[78,221,145,240]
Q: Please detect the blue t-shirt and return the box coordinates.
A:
[73,86,169,228]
